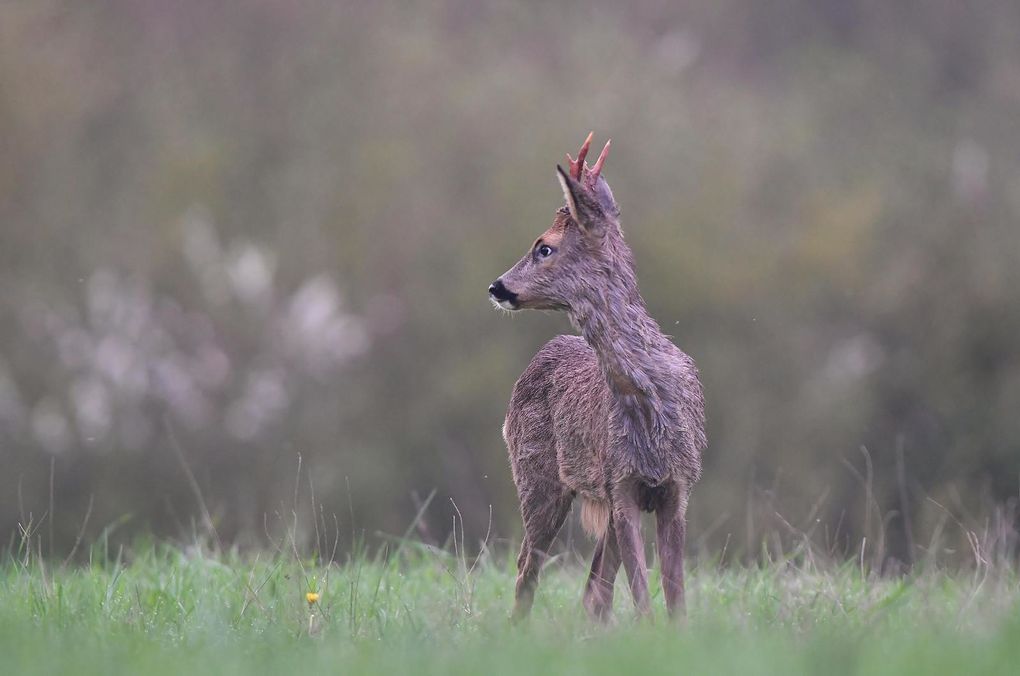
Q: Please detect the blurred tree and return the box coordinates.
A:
[1,0,1018,564]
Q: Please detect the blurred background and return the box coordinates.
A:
[2,0,1019,565]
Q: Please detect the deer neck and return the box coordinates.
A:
[568,273,668,406]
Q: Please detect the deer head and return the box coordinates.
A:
[489,132,622,312]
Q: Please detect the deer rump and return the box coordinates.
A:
[578,485,675,538]
[506,334,676,540]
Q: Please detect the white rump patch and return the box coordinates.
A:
[580,499,610,539]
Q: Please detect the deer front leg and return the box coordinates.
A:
[612,482,651,618]
[582,523,621,622]
[655,484,688,618]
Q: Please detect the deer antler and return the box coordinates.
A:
[566,131,593,181]
[589,138,610,183]
[565,131,611,192]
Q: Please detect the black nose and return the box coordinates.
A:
[488,279,516,303]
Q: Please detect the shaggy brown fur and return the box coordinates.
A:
[489,134,707,622]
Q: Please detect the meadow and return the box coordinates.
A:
[3,533,1019,676]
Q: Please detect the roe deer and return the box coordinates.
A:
[488,133,707,622]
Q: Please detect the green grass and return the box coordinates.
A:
[2,541,1019,675]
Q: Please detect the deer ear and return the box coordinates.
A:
[556,165,605,236]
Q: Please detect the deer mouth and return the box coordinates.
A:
[488,280,519,311]
[490,296,518,311]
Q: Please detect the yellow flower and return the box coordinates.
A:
[306,592,320,605]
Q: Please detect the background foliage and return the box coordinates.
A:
[2,0,1019,563]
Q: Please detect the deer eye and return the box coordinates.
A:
[536,244,554,258]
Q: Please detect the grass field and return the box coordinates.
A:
[2,536,1019,676]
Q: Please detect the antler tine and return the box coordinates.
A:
[590,139,611,182]
[566,131,594,180]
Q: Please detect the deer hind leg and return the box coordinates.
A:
[655,482,689,618]
[582,522,621,622]
[511,482,572,621]
[611,481,652,618]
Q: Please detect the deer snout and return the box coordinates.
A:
[488,279,519,310]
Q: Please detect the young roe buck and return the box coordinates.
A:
[488,133,707,621]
